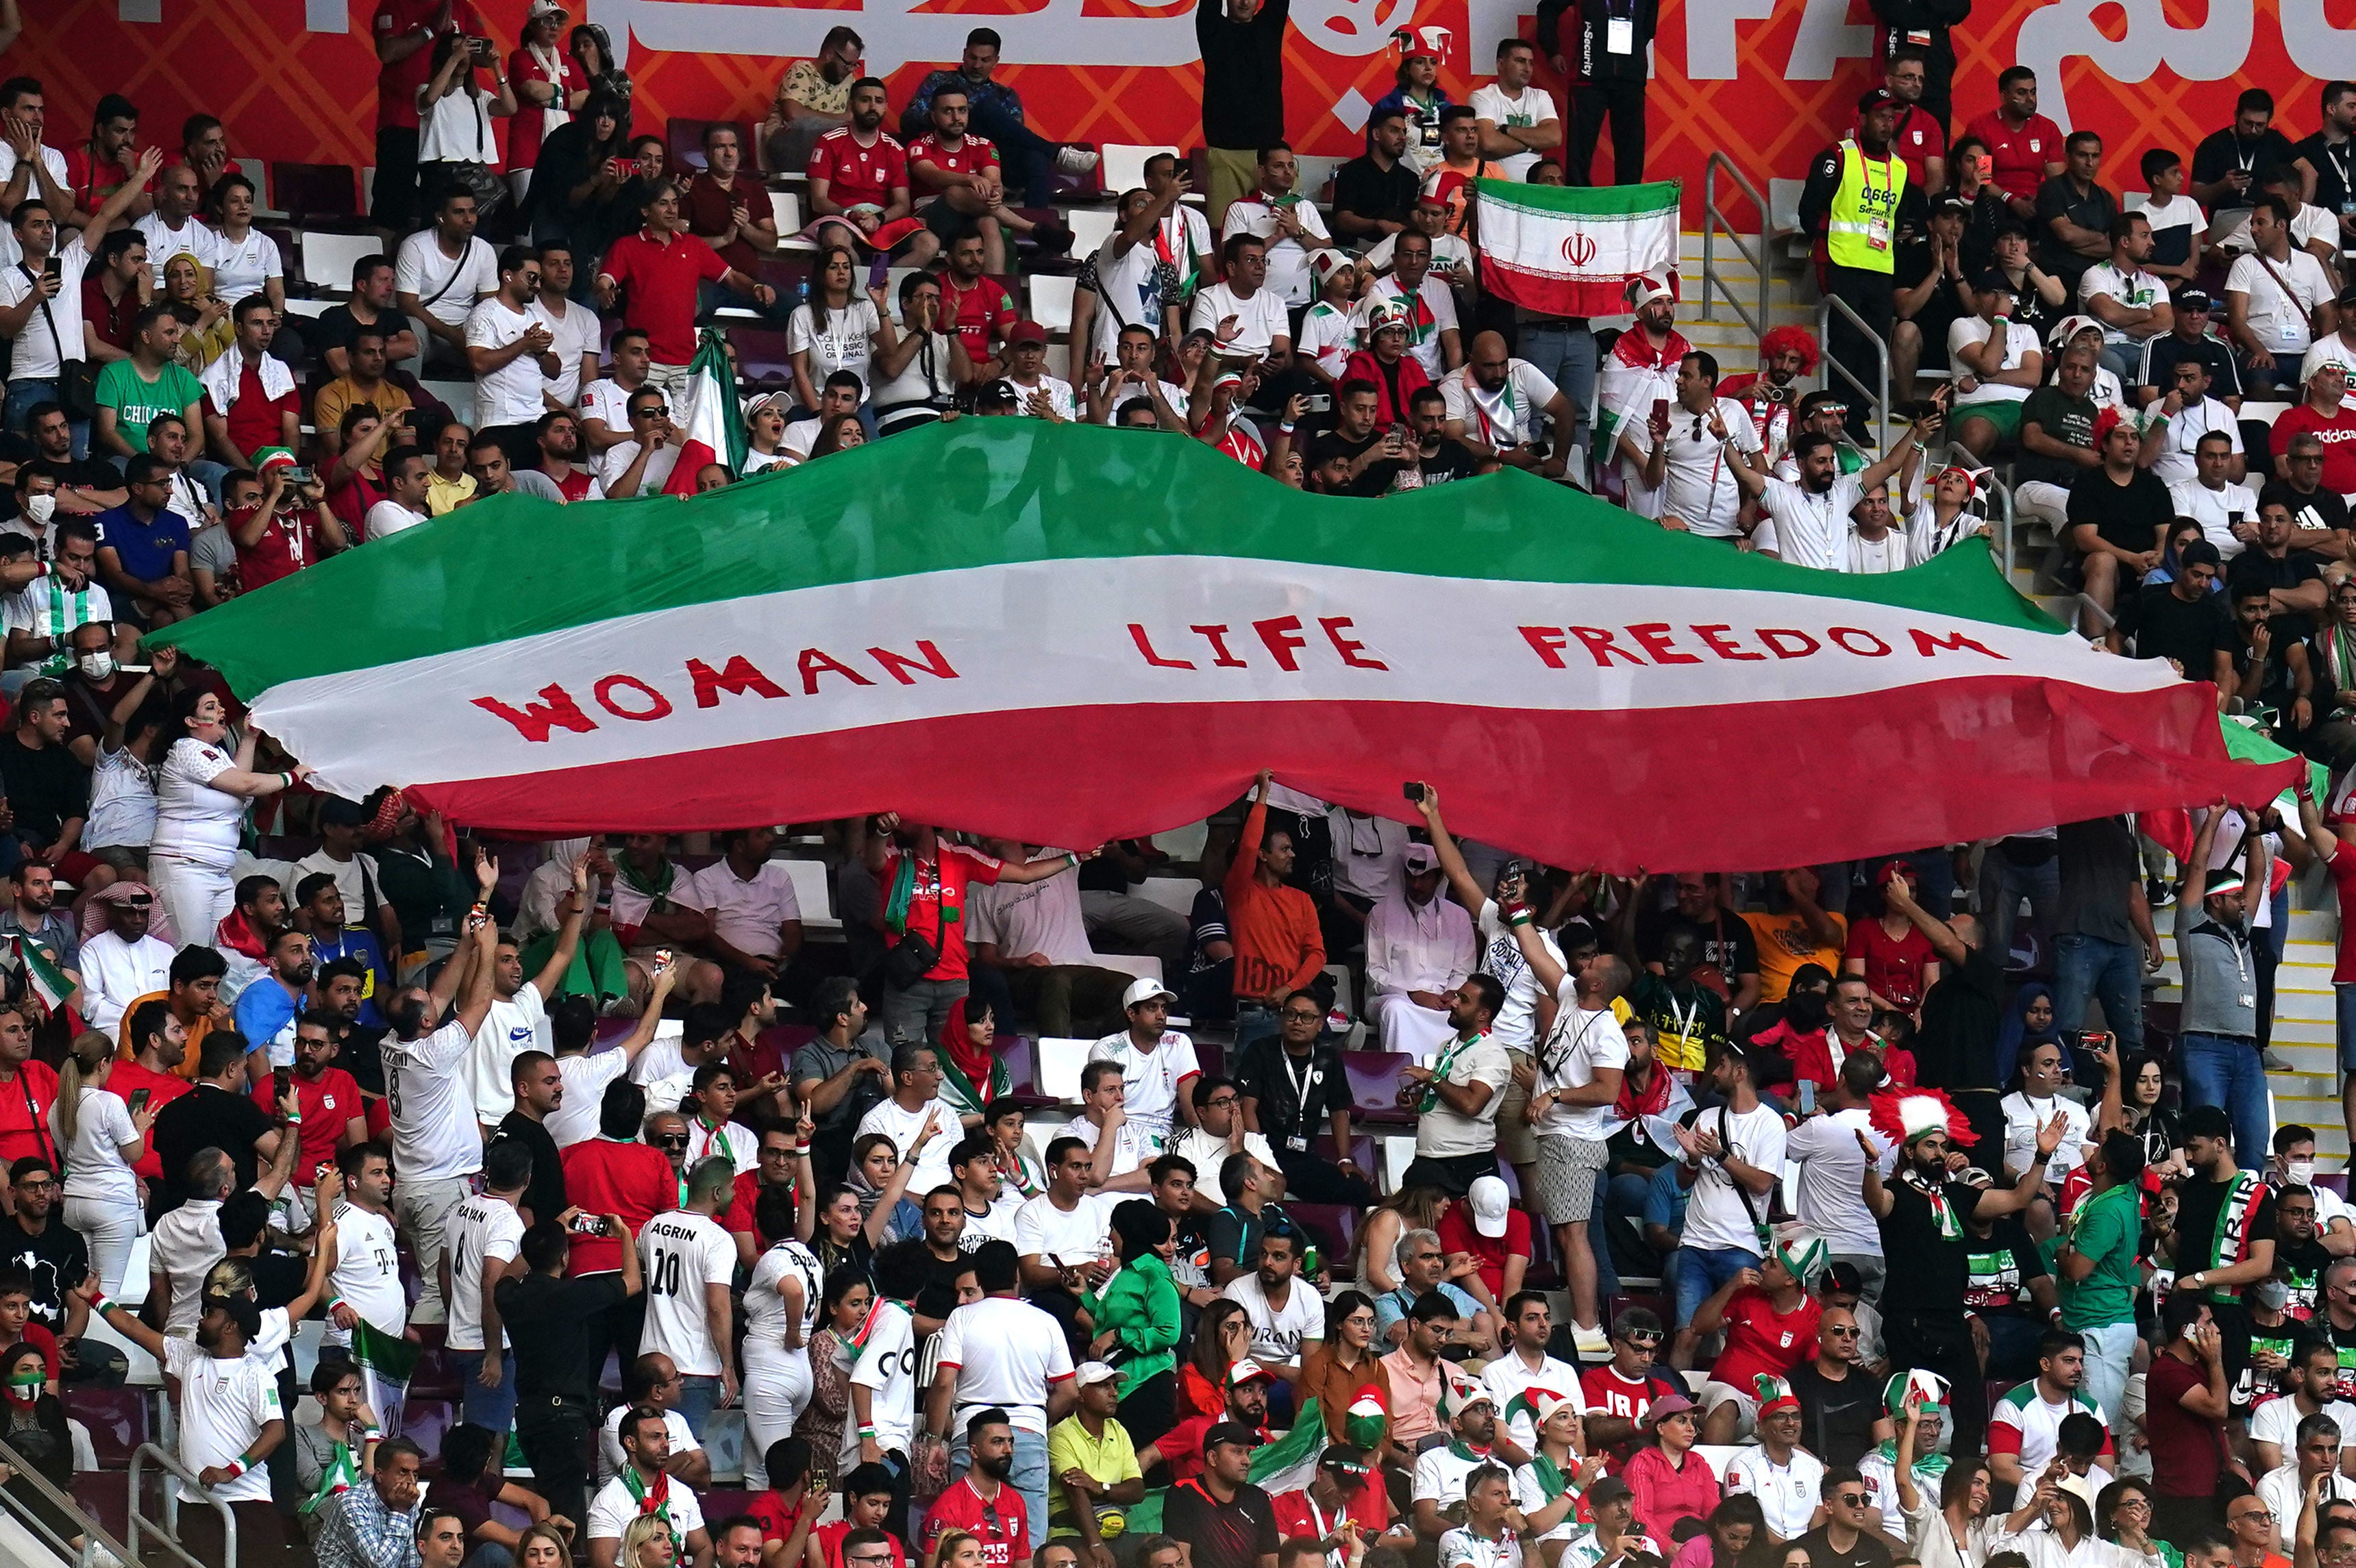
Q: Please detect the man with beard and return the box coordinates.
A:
[1441,330,1576,475]
[256,1010,365,1203]
[232,926,315,1074]
[1727,408,1933,570]
[804,79,929,264]
[1596,273,1692,497]
[2176,810,2270,1165]
[1718,327,1820,470]
[2173,1102,2279,1415]
[2273,1185,2334,1321]
[0,862,77,982]
[75,884,171,1036]
[922,1407,1032,1567]
[531,408,603,502]
[1860,1091,2062,1460]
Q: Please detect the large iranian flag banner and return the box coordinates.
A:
[1476,178,1681,317]
[154,423,2287,872]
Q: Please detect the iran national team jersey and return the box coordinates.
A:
[328,1202,407,1345]
[934,1295,1074,1434]
[1723,1446,1825,1540]
[910,133,1000,186]
[639,1208,739,1377]
[845,1299,920,1465]
[807,127,908,211]
[925,1474,1031,1568]
[382,1019,485,1182]
[162,1335,283,1504]
[445,1193,526,1352]
[1085,1032,1202,1149]
[1987,1382,2111,1473]
[747,1239,824,1348]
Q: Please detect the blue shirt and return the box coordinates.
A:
[234,976,301,1066]
[1642,1161,1690,1237]
[1374,1277,1479,1337]
[309,927,386,1027]
[92,503,193,586]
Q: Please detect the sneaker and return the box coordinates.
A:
[2145,877,2174,909]
[1572,1322,1610,1358]
[1054,145,1101,175]
[2263,1047,2294,1071]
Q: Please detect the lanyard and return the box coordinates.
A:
[1282,1047,1318,1115]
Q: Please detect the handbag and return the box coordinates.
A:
[877,927,940,991]
[22,267,93,421]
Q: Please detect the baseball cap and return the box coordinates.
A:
[1006,320,1049,348]
[527,0,568,16]
[1589,1476,1635,1506]
[1644,1391,1696,1427]
[1204,1421,1259,1454]
[1074,1361,1121,1388]
[1467,1174,1511,1238]
[2175,287,2215,311]
[977,379,1020,407]
[1228,1358,1272,1386]
[1857,87,1898,113]
[1123,976,1178,1010]
[1935,195,1971,216]
[1402,843,1440,874]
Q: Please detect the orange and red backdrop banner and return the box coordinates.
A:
[19,0,2345,221]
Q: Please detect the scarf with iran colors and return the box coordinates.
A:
[148,422,2293,867]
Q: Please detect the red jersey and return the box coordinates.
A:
[214,361,298,460]
[598,229,732,366]
[371,0,485,132]
[559,1137,677,1275]
[807,127,909,212]
[728,1170,795,1249]
[1215,420,1266,468]
[1580,1365,1672,1427]
[2273,403,2356,495]
[1963,110,2063,203]
[230,502,331,590]
[1844,917,1937,1012]
[921,1476,1030,1568]
[1883,105,1947,191]
[547,465,599,503]
[908,133,1000,184]
[818,1521,908,1568]
[105,1058,190,1180]
[747,1489,805,1548]
[879,843,1002,983]
[1707,1286,1822,1388]
[249,1065,362,1184]
[61,147,155,212]
[504,47,578,169]
[941,272,1017,362]
[1270,1480,1391,1545]
[82,275,139,356]
[1436,1205,1535,1304]
[0,1061,60,1168]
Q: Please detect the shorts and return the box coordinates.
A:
[1533,1133,1610,1225]
[1696,1380,1757,1439]
[921,197,977,243]
[1950,398,2024,438]
[1495,1049,1537,1165]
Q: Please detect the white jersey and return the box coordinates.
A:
[638,1208,738,1378]
[855,1094,964,1192]
[1755,474,1867,572]
[382,1019,484,1181]
[934,1294,1075,1434]
[1723,1446,1826,1540]
[549,1048,628,1147]
[598,1404,702,1486]
[745,1239,824,1358]
[1483,1349,1584,1452]
[162,1335,283,1504]
[444,1194,526,1353]
[1084,1032,1201,1151]
[844,1299,920,1465]
[1222,1272,1324,1366]
[327,1202,406,1345]
[587,1466,707,1550]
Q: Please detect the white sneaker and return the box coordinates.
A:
[1054,146,1101,175]
[1572,1322,1610,1358]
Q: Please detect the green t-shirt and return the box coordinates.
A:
[2015,384,2098,488]
[94,359,203,453]
[2058,1181,2142,1329]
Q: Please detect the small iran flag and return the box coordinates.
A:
[8,935,68,1013]
[661,329,747,497]
[1476,178,1681,317]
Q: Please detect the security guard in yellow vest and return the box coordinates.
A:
[1800,88,1913,439]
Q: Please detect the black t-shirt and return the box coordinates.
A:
[2114,582,2233,678]
[1393,438,1479,490]
[491,1112,567,1230]
[2301,133,2356,216]
[912,1244,971,1323]
[1332,155,1421,233]
[0,1215,86,1332]
[497,1271,628,1400]
[2173,1172,2277,1282]
[2033,176,2118,283]
[1235,1039,1352,1149]
[1633,904,1761,980]
[1170,1210,1213,1293]
[2015,386,2098,488]
[1913,943,2004,1092]
[151,1083,275,1208]
[1161,1477,1280,1568]
[2280,1232,2334,1318]
[1878,1172,1987,1317]
[1962,1215,2048,1315]
[1307,428,1391,497]
[1958,189,2016,276]
[1895,243,1965,369]
[2142,332,2243,399]
[2192,127,2300,192]
[334,1021,388,1097]
[2272,482,2352,545]
[0,735,88,848]
[1789,1360,1885,1468]
[2066,466,2174,557]
[1798,1524,1896,1568]
[2228,549,2324,601]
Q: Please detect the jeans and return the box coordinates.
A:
[2179,1030,2269,1168]
[2051,932,2146,1069]
[449,1346,521,1439]
[1588,1170,1654,1304]
[2077,1318,2137,1425]
[1233,999,1282,1056]
[883,975,969,1047]
[952,1421,1052,1538]
[393,1171,473,1325]
[516,1392,594,1542]
[1515,321,1595,462]
[1981,853,2062,975]
[1672,1243,1762,1329]
[675,1373,723,1436]
[969,100,1055,206]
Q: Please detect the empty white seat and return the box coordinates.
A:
[779,857,841,930]
[1030,273,1077,334]
[1035,1036,1095,1102]
[1100,145,1182,195]
[1064,207,1119,258]
[297,229,383,295]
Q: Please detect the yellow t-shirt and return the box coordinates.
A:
[1740,909,1846,1004]
[1045,1412,1141,1532]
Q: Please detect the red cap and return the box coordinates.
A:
[1006,320,1048,347]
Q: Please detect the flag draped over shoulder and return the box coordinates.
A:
[1476,179,1680,316]
[662,329,747,497]
[153,422,2296,873]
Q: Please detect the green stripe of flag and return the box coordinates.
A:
[151,423,2059,699]
[1476,177,1681,216]
[351,1319,422,1384]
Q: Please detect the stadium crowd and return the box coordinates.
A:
[0,2,2352,1568]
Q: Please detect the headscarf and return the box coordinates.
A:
[1994,982,2063,1089]
[80,881,175,944]
[936,997,1004,1112]
[1613,1043,1677,1121]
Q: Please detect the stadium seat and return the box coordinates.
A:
[274,162,360,225]
[1137,877,1200,917]
[1343,1049,1413,1123]
[1028,273,1076,334]
[1064,207,1117,258]
[1100,145,1179,195]
[297,229,384,298]
[779,857,840,932]
[232,157,280,217]
[1034,1037,1094,1103]
[62,1386,149,1467]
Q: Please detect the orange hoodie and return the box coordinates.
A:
[1224,797,1328,1001]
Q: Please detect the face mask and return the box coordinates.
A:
[22,493,53,525]
[2252,1280,2291,1311]
[2287,1160,2316,1187]
[75,651,114,680]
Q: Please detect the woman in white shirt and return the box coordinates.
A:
[787,245,895,417]
[417,31,517,214]
[742,397,793,474]
[203,174,286,314]
[148,688,312,949]
[48,1030,156,1293]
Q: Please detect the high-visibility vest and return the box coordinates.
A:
[1826,139,1907,275]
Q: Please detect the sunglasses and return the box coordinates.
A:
[1837,1494,1869,1507]
[1824,1324,1861,1336]
[657,1135,689,1149]
[1622,1330,1664,1347]
[636,403,672,418]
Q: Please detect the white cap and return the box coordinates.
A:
[1469,1174,1510,1237]
[527,0,569,17]
[1402,843,1440,874]
[1075,1361,1122,1388]
[1122,976,1178,1010]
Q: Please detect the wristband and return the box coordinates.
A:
[1279,422,1297,434]
[327,1295,348,1316]
[858,1424,879,1438]
[1063,852,1079,869]
[224,1455,249,1480]
[284,1111,303,1125]
[362,1427,382,1443]
[86,1291,114,1318]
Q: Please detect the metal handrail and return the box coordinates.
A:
[1816,293,1892,452]
[0,1428,139,1567]
[1701,153,1770,340]
[132,1439,236,1568]
[1985,470,2016,589]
